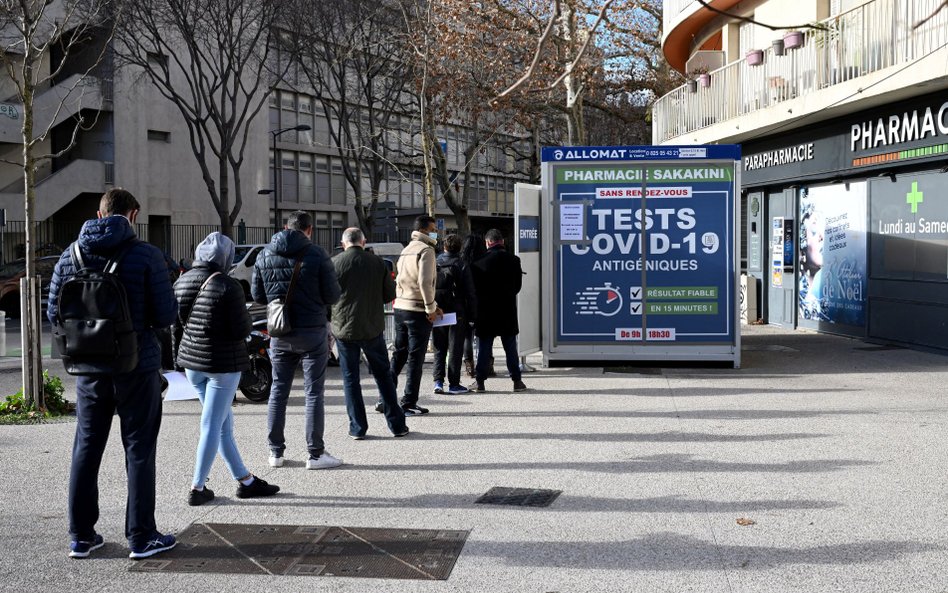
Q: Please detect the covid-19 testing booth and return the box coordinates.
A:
[516,145,742,368]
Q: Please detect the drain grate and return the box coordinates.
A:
[602,367,663,375]
[854,344,904,351]
[129,523,468,580]
[475,486,562,507]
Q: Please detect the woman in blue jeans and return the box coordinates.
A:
[174,232,279,505]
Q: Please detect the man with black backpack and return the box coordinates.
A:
[47,188,179,560]
[432,234,477,395]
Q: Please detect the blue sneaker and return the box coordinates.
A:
[69,534,104,558]
[129,533,177,559]
[433,381,444,394]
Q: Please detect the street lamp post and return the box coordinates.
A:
[269,124,311,233]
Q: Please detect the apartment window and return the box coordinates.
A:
[315,156,331,204]
[281,151,297,201]
[299,154,314,204]
[331,159,347,205]
[147,129,170,142]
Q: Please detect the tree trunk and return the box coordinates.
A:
[218,156,233,238]
[21,78,43,410]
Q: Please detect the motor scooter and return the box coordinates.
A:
[238,311,272,403]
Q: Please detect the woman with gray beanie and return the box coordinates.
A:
[174,232,279,505]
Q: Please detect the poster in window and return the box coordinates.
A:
[797,184,867,326]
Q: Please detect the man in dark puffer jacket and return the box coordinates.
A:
[47,188,178,560]
[252,211,342,470]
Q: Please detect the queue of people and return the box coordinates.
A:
[48,190,523,561]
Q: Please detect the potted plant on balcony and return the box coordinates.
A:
[745,49,764,66]
[783,30,805,49]
[688,66,711,89]
[772,38,785,56]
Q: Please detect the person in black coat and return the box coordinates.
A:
[470,229,526,393]
[47,188,178,559]
[174,232,279,506]
[432,234,478,394]
[252,210,342,470]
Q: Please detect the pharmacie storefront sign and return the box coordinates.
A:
[544,146,738,347]
[743,91,948,187]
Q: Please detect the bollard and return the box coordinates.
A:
[0,310,5,356]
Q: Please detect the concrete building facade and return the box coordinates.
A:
[0,10,528,262]
[655,0,948,351]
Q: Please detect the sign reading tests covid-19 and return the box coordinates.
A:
[551,162,736,345]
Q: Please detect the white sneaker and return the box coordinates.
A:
[306,452,343,470]
[268,455,284,468]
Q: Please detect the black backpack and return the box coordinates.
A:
[53,241,139,375]
[435,261,460,313]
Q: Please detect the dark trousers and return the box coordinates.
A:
[476,334,521,382]
[269,328,328,459]
[337,333,407,436]
[390,309,432,406]
[432,314,465,388]
[69,371,162,548]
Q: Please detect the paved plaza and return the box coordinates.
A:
[1,324,946,593]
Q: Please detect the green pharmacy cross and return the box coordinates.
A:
[906,181,924,214]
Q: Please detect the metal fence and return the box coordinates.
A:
[0,220,414,264]
[653,0,948,143]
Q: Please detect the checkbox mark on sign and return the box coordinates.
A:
[630,303,642,315]
[629,286,642,299]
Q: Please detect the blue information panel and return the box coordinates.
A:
[551,156,737,345]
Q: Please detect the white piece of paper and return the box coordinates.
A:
[163,371,199,401]
[432,312,457,327]
[559,203,585,241]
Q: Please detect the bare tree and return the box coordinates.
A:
[0,0,116,408]
[286,0,414,235]
[113,0,282,237]
[399,0,534,236]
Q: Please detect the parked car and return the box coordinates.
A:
[0,256,60,318]
[364,242,404,275]
[228,244,266,300]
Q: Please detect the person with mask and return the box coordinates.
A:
[384,215,442,416]
[174,232,280,505]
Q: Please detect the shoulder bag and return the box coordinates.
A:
[267,258,302,337]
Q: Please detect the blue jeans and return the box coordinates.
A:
[390,309,433,406]
[476,334,521,382]
[337,334,407,436]
[432,314,465,388]
[70,371,161,548]
[186,370,250,487]
[268,327,328,459]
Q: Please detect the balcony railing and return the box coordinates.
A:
[653,0,948,144]
[662,0,700,36]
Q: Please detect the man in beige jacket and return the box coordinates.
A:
[387,215,442,415]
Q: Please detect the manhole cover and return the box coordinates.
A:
[475,487,562,507]
[129,523,468,580]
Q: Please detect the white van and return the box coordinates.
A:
[229,244,266,299]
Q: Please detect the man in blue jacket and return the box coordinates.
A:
[47,188,179,560]
[253,211,342,470]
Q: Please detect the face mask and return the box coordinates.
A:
[428,232,438,241]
